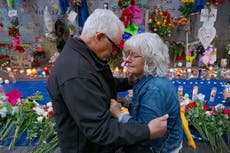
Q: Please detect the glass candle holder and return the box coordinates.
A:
[192,86,198,100]
[209,87,217,102]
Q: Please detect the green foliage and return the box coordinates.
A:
[178,3,193,18]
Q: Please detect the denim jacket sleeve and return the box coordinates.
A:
[139,86,166,123]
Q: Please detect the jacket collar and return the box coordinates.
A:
[134,75,153,94]
[67,37,109,71]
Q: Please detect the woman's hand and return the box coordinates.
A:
[110,99,121,118]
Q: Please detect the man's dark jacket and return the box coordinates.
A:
[47,37,150,153]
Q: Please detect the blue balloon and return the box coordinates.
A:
[37,68,43,75]
[122,32,132,40]
[138,28,145,33]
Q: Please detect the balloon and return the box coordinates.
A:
[122,32,132,40]
[138,27,145,33]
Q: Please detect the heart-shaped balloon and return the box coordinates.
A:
[198,26,216,49]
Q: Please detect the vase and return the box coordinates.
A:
[7,0,14,8]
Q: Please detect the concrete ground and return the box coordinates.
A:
[0,142,225,153]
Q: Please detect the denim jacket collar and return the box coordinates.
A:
[134,75,153,95]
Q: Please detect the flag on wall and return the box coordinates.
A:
[78,0,89,27]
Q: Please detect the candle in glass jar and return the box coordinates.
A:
[177,86,183,99]
[192,86,198,100]
[209,87,217,102]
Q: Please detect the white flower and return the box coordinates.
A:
[48,106,53,112]
[33,101,40,106]
[215,104,224,111]
[0,107,8,118]
[43,111,48,118]
[12,106,19,115]
[197,93,205,102]
[34,106,45,116]
[47,102,52,107]
[37,116,44,122]
[205,111,212,116]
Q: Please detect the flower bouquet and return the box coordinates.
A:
[149,7,173,40]
[184,98,230,153]
[0,90,57,152]
[170,41,185,61]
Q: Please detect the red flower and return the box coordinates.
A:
[8,26,20,37]
[120,8,132,27]
[130,0,135,5]
[188,101,197,108]
[210,111,217,115]
[0,23,3,28]
[43,106,49,111]
[15,45,25,53]
[185,107,189,113]
[118,0,122,7]
[223,109,230,118]
[176,55,185,60]
[162,11,171,25]
[47,111,54,118]
[203,104,211,111]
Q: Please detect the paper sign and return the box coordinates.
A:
[68,10,78,23]
[200,8,217,22]
[198,26,216,49]
[8,10,17,17]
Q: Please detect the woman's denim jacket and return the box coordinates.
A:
[120,75,183,153]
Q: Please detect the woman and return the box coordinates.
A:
[110,32,183,153]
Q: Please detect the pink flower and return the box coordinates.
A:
[6,89,22,106]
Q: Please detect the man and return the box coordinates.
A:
[47,9,168,153]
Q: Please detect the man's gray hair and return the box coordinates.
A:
[124,32,169,77]
[82,9,124,39]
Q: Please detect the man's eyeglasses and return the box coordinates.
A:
[105,34,121,53]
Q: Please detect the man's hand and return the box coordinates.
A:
[148,114,168,139]
[110,99,122,118]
